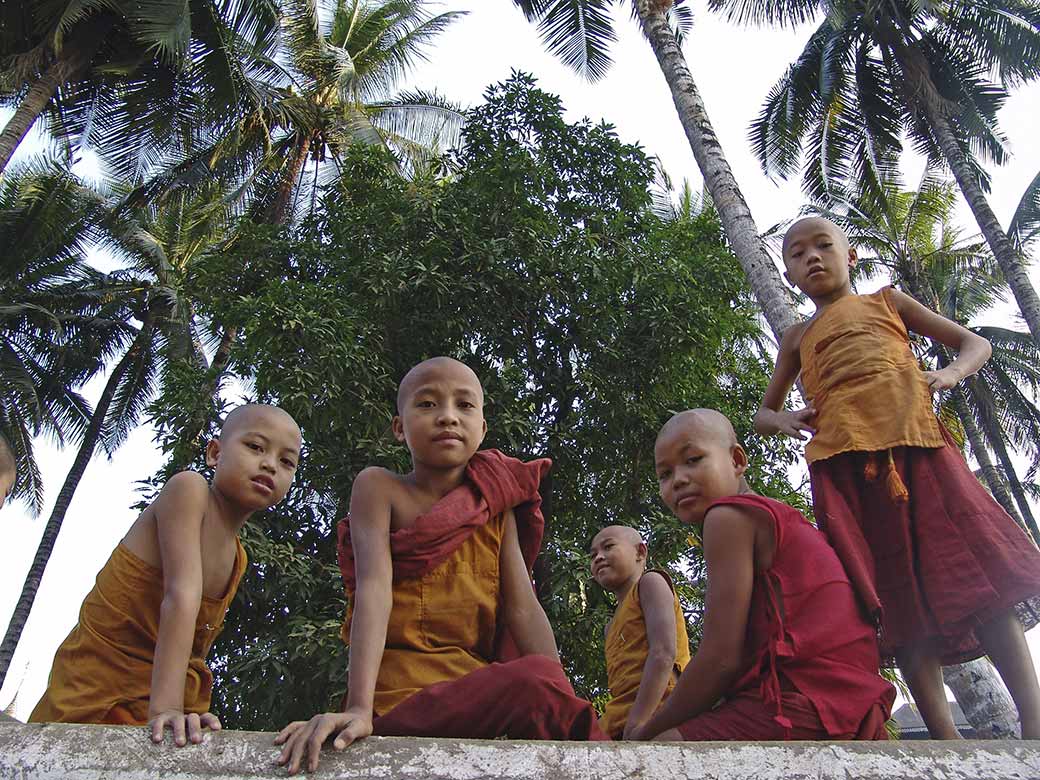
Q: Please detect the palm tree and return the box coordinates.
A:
[731,0,1040,346]
[0,161,146,685]
[139,0,468,464]
[0,160,127,513]
[0,0,281,177]
[509,0,798,342]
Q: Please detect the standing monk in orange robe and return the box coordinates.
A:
[31,405,301,746]
[275,357,605,775]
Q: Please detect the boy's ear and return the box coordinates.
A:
[637,541,648,564]
[205,438,221,468]
[480,418,487,443]
[731,444,749,477]
[391,415,405,443]
[782,269,793,287]
[847,246,858,268]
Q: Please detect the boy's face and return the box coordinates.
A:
[590,526,645,590]
[393,359,487,469]
[655,415,748,525]
[782,217,857,301]
[206,406,301,512]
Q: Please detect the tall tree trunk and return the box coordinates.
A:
[943,658,1020,738]
[949,386,1023,524]
[965,379,1040,544]
[0,19,112,173]
[0,318,153,686]
[635,1,797,343]
[891,39,1040,347]
[264,135,312,226]
[172,325,238,470]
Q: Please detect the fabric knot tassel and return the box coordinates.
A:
[885,449,909,503]
[864,454,880,481]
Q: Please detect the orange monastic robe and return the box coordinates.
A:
[360,513,507,715]
[600,570,691,738]
[31,540,246,724]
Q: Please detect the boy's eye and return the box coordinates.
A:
[686,456,702,465]
[281,457,297,468]
[246,442,262,451]
[417,400,435,408]
[657,470,671,482]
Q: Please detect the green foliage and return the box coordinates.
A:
[160,74,802,728]
[0,160,134,511]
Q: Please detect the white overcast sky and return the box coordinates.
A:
[2,1,1039,719]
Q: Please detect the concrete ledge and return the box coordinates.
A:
[3,721,1040,779]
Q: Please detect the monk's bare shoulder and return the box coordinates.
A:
[123,471,210,563]
[349,467,400,531]
[780,319,811,358]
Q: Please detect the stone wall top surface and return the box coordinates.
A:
[3,721,1040,780]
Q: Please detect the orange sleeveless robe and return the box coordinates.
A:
[600,570,690,738]
[343,514,506,716]
[31,540,246,724]
[799,287,944,465]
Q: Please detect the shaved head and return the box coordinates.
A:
[221,404,301,443]
[781,216,850,258]
[656,409,738,450]
[396,357,483,413]
[592,524,643,549]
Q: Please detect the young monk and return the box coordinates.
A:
[275,357,604,775]
[633,409,895,741]
[590,525,691,739]
[0,432,15,510]
[31,404,301,746]
[756,216,1040,739]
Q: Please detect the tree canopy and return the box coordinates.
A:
[152,74,805,727]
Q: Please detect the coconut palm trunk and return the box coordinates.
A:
[949,386,1023,524]
[0,314,155,686]
[965,379,1040,543]
[943,658,1019,738]
[889,38,1040,346]
[0,17,113,174]
[634,1,797,342]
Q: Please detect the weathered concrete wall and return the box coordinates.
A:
[2,721,1040,779]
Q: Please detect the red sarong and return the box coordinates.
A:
[372,655,608,741]
[675,495,894,741]
[677,691,889,740]
[810,426,1040,664]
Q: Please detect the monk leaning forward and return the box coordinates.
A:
[31,405,302,746]
[275,357,605,775]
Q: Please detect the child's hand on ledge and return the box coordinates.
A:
[148,710,221,746]
[274,709,373,774]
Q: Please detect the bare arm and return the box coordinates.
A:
[148,471,216,746]
[754,324,815,439]
[890,288,992,390]
[621,571,679,739]
[276,467,393,774]
[634,507,757,739]
[500,508,560,661]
